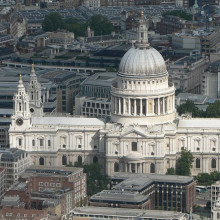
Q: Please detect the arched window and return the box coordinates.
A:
[196,158,200,169]
[62,155,67,165]
[39,157,44,166]
[114,162,119,172]
[212,159,216,169]
[150,163,155,173]
[93,156,98,163]
[78,155,82,164]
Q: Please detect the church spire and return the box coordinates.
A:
[27,64,43,116]
[135,8,149,48]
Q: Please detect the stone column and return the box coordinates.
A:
[125,163,127,172]
[140,163,143,173]
[140,99,143,116]
[114,96,117,114]
[134,99,137,116]
[128,98,131,115]
[158,98,160,115]
[163,98,165,114]
[123,98,126,114]
[135,163,137,173]
[119,98,121,114]
[152,99,155,114]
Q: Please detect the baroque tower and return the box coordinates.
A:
[27,64,43,116]
[10,75,31,130]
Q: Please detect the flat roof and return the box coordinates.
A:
[90,190,149,203]
[71,206,185,219]
[178,118,220,128]
[32,116,105,126]
[82,72,116,87]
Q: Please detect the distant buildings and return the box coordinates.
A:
[168,55,209,93]
[202,60,220,99]
[75,72,116,118]
[54,71,87,114]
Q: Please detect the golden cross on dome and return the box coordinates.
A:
[32,63,34,70]
[19,74,22,81]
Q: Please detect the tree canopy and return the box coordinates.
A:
[166,167,175,175]
[42,13,114,37]
[87,14,114,36]
[42,12,64,32]
[69,162,109,196]
[176,149,194,176]
[162,10,192,21]
[206,101,220,118]
[177,100,220,118]
[196,171,220,186]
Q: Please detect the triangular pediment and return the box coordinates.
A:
[120,128,147,138]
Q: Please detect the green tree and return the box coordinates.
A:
[42,12,64,32]
[87,14,114,36]
[177,100,203,117]
[166,167,175,175]
[64,17,87,37]
[68,162,109,196]
[176,149,194,176]
[206,101,220,118]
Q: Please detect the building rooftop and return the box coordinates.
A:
[178,118,220,129]
[0,148,28,162]
[90,190,149,203]
[24,165,83,177]
[82,72,116,87]
[110,173,193,193]
[32,116,105,126]
[71,206,186,219]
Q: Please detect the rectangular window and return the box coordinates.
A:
[18,138,22,146]
[48,140,51,146]
[132,142,137,151]
[40,139,43,147]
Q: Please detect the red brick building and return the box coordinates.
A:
[0,166,87,219]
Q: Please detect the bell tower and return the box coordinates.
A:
[27,64,43,116]
[11,75,31,129]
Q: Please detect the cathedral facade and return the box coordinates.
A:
[9,13,220,176]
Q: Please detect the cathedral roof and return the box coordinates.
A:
[32,116,105,126]
[118,10,167,79]
[118,47,167,78]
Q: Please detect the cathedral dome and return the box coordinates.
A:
[118,47,167,78]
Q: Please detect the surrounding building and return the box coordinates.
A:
[168,55,209,93]
[84,0,100,8]
[201,60,220,99]
[54,71,87,114]
[90,173,196,213]
[0,167,5,200]
[211,181,220,211]
[68,206,187,220]
[9,11,220,178]
[75,72,116,118]
[0,148,29,188]
[0,166,87,219]
[212,194,220,220]
[157,15,197,35]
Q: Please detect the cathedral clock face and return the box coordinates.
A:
[16,118,23,126]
